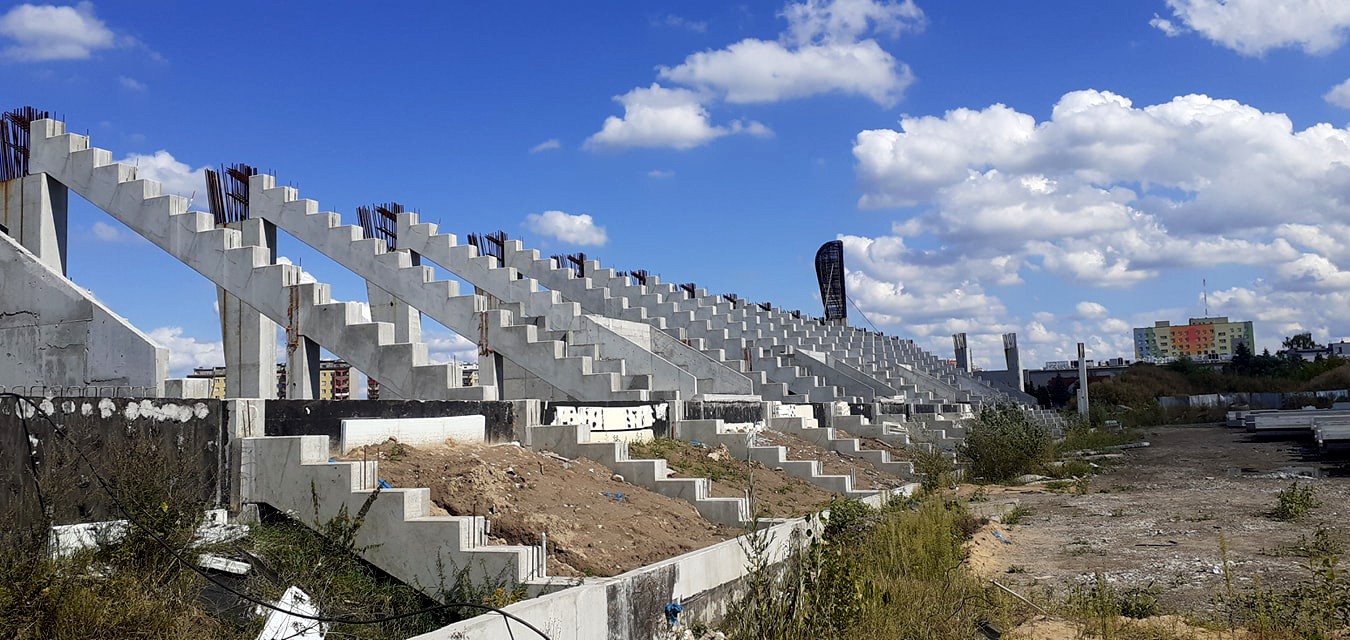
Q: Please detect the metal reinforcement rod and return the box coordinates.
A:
[990,579,1049,615]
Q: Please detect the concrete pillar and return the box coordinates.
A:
[367,278,422,344]
[1,173,68,275]
[1076,342,1090,416]
[284,335,320,400]
[953,333,971,373]
[1003,333,1024,392]
[218,219,278,399]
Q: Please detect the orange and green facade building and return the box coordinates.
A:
[1133,317,1254,363]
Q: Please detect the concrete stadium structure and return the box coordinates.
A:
[0,114,1054,638]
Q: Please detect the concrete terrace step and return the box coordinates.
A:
[767,416,916,477]
[528,424,750,527]
[240,436,547,594]
[674,420,876,500]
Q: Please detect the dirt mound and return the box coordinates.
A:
[341,440,734,577]
[627,438,835,518]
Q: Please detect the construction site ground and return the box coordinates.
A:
[340,441,735,577]
[960,423,1350,632]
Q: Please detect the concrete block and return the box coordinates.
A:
[339,415,487,453]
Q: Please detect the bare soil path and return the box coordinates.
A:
[965,424,1350,617]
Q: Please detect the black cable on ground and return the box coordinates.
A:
[1,392,549,640]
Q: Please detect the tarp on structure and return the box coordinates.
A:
[815,240,846,322]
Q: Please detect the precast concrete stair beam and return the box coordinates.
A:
[502,248,849,404]
[504,237,987,406]
[674,420,876,500]
[496,243,762,398]
[240,436,547,594]
[249,182,674,401]
[27,120,480,400]
[528,424,750,527]
[766,416,915,478]
[397,212,741,398]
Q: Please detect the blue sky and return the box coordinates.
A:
[4,0,1350,375]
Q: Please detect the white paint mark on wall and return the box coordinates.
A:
[39,398,54,415]
[123,401,140,420]
[548,403,668,443]
[98,398,114,418]
[193,403,209,419]
[60,400,74,414]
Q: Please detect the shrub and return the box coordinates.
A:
[1272,482,1320,521]
[911,448,956,493]
[959,405,1053,482]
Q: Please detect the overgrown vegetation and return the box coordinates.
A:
[0,420,519,640]
[629,437,750,484]
[1271,482,1320,522]
[1218,533,1350,639]
[959,404,1054,482]
[718,496,1025,639]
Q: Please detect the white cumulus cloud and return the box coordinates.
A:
[117,150,206,200]
[658,0,921,107]
[585,84,770,150]
[842,88,1350,366]
[524,210,608,246]
[117,75,144,90]
[590,0,917,150]
[1155,0,1350,55]
[425,332,478,365]
[0,2,115,61]
[1326,78,1350,108]
[147,326,223,377]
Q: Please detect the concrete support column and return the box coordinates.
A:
[1003,333,1024,393]
[1076,342,1089,416]
[367,278,422,344]
[953,333,971,373]
[218,219,278,399]
[1,173,68,275]
[284,335,320,400]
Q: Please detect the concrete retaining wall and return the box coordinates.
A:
[541,401,670,440]
[418,486,915,640]
[0,230,166,393]
[264,399,520,450]
[0,396,226,529]
[339,415,487,453]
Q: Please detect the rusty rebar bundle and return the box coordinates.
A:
[551,252,586,277]
[617,269,649,286]
[466,231,507,261]
[357,201,403,251]
[205,163,258,225]
[0,106,50,182]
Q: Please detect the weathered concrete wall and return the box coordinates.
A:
[413,516,818,640]
[0,396,226,530]
[0,230,166,393]
[541,401,670,440]
[682,400,764,424]
[263,400,518,450]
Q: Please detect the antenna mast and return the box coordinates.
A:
[1203,278,1208,317]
